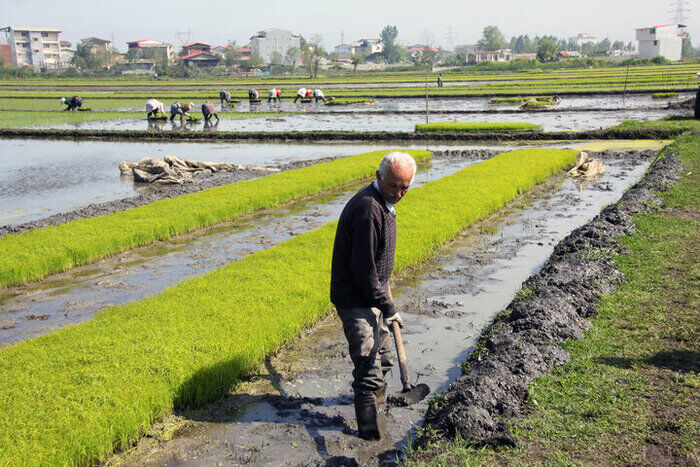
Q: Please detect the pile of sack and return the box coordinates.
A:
[119,156,279,184]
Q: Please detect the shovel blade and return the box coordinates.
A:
[387,383,431,407]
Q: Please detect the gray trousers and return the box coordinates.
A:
[337,306,394,394]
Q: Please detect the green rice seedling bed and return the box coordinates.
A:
[0,150,431,289]
[415,122,540,132]
[652,91,679,98]
[325,97,377,106]
[520,100,557,108]
[491,96,555,103]
[613,115,700,132]
[0,63,697,87]
[0,148,576,465]
[0,110,284,128]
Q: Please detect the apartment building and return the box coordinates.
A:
[0,26,63,70]
[249,29,300,63]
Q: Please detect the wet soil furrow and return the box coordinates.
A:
[418,153,682,448]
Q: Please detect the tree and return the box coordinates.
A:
[581,42,596,56]
[224,41,241,67]
[380,25,401,63]
[537,38,557,62]
[351,54,365,72]
[477,26,507,51]
[302,34,325,78]
[595,38,611,55]
[682,35,697,59]
[269,50,283,66]
[73,43,112,71]
[285,47,300,67]
[612,40,625,51]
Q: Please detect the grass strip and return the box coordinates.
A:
[0,148,576,465]
[325,97,377,105]
[406,134,699,465]
[415,122,540,132]
[652,91,679,98]
[0,149,432,289]
[0,110,283,128]
[614,115,700,132]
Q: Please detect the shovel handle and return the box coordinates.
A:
[391,321,413,391]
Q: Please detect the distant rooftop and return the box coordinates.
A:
[5,25,62,32]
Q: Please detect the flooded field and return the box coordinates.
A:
[0,140,515,227]
[0,155,491,344]
[26,107,677,133]
[107,153,651,465]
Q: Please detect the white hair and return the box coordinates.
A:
[378,151,417,182]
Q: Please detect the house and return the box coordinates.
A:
[454,44,477,55]
[334,43,358,58]
[556,50,582,60]
[514,52,537,60]
[59,41,74,68]
[180,41,220,67]
[249,28,300,63]
[126,39,174,62]
[80,37,112,53]
[635,24,684,61]
[570,33,598,47]
[0,26,63,70]
[356,39,383,56]
[467,49,512,63]
[407,45,439,61]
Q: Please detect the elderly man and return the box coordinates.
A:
[330,151,417,441]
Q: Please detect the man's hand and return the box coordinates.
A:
[384,312,404,329]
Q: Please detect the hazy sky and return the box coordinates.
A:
[2,0,697,51]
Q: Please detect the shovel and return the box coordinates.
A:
[388,321,431,406]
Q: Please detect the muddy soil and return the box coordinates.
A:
[417,152,682,448]
[104,151,653,466]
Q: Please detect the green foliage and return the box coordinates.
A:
[537,38,558,62]
[478,26,507,51]
[491,96,555,103]
[0,150,432,289]
[0,148,575,465]
[652,92,679,98]
[614,115,700,132]
[381,25,402,64]
[325,97,376,105]
[415,122,540,132]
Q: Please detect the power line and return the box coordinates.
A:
[668,0,690,25]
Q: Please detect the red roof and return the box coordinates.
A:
[181,41,209,48]
[182,51,219,60]
[635,24,677,30]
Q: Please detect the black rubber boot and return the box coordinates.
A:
[374,385,387,405]
[354,392,383,440]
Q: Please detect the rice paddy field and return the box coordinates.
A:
[0,63,697,465]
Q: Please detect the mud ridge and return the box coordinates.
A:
[417,152,682,448]
[0,128,683,142]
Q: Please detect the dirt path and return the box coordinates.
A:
[109,153,651,466]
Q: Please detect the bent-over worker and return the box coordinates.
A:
[313,89,326,103]
[248,89,259,102]
[268,88,282,103]
[61,96,83,111]
[294,87,308,103]
[220,89,231,105]
[330,151,417,441]
[202,101,219,122]
[169,102,195,122]
[145,99,165,118]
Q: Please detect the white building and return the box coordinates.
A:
[126,40,174,61]
[356,39,383,56]
[249,28,301,63]
[59,41,74,68]
[635,24,684,61]
[334,43,358,58]
[468,49,513,63]
[570,33,598,47]
[0,26,63,70]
